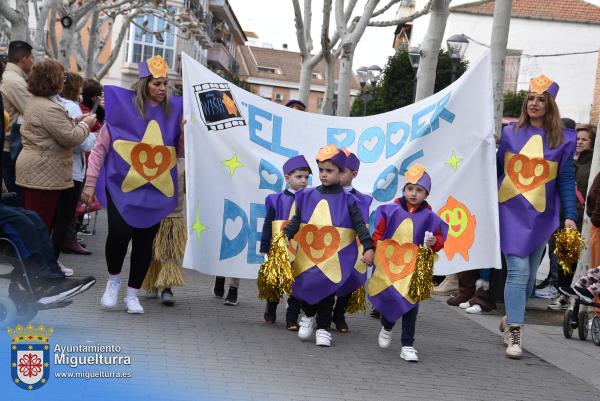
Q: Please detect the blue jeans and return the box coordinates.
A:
[504,244,546,324]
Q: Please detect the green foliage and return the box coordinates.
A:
[351,50,468,116]
[503,90,527,117]
[223,70,254,94]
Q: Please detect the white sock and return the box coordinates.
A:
[108,274,121,284]
[126,287,138,299]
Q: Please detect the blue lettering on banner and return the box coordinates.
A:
[357,127,385,163]
[372,165,399,202]
[323,93,455,163]
[219,199,250,260]
[258,159,284,192]
[429,92,455,130]
[248,104,298,157]
[248,203,266,264]
[219,199,268,264]
[386,121,411,159]
[327,128,355,149]
[398,150,424,175]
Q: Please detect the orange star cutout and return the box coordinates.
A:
[498,135,558,212]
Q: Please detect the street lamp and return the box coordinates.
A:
[408,45,421,101]
[446,33,469,82]
[356,65,382,116]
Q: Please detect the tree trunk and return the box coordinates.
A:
[34,0,54,57]
[298,59,314,105]
[321,52,337,115]
[491,0,512,137]
[58,27,76,67]
[85,10,101,78]
[572,119,600,284]
[0,0,30,41]
[336,43,355,117]
[414,0,450,101]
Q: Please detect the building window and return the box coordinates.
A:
[312,72,323,80]
[504,50,522,93]
[258,66,282,74]
[128,14,177,68]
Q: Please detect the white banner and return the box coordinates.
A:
[182,51,501,278]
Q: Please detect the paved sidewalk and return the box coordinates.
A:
[5,211,599,401]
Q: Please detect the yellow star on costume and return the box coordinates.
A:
[293,200,356,283]
[223,154,243,176]
[192,208,208,241]
[368,218,418,303]
[446,150,463,171]
[498,135,558,212]
[113,120,176,197]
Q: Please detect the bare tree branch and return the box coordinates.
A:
[292,0,309,56]
[368,0,432,26]
[303,0,313,53]
[372,0,400,17]
[97,9,143,79]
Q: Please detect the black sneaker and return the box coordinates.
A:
[559,286,577,298]
[36,277,96,305]
[264,301,277,323]
[333,316,349,333]
[224,286,238,306]
[286,321,299,331]
[574,286,594,303]
[370,308,380,319]
[161,288,175,306]
[213,276,225,298]
[536,278,549,290]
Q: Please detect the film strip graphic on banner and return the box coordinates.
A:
[194,83,246,131]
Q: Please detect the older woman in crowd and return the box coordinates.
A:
[16,59,96,275]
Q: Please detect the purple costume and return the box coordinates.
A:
[289,187,362,305]
[96,85,183,228]
[368,202,448,322]
[335,188,373,297]
[497,124,576,256]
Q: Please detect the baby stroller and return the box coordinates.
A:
[562,294,600,346]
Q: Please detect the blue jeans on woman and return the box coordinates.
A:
[504,243,546,325]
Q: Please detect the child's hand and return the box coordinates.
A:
[362,249,374,265]
[424,231,436,248]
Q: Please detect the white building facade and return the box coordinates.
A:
[404,0,600,123]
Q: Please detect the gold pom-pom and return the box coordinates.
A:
[257,232,294,302]
[346,286,367,314]
[408,246,435,302]
[553,228,585,275]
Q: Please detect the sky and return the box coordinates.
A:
[228,0,600,72]
[228,0,398,70]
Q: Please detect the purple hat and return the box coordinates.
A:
[530,74,559,99]
[346,153,360,172]
[138,55,168,79]
[285,99,306,109]
[403,164,431,194]
[316,145,347,171]
[283,155,312,175]
[341,148,360,171]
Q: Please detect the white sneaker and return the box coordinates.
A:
[315,329,332,347]
[101,280,120,308]
[58,260,74,277]
[298,316,316,340]
[378,327,392,348]
[535,285,558,299]
[124,296,144,314]
[459,301,470,309]
[400,346,419,362]
[465,304,483,314]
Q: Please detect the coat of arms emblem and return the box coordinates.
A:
[8,323,53,390]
